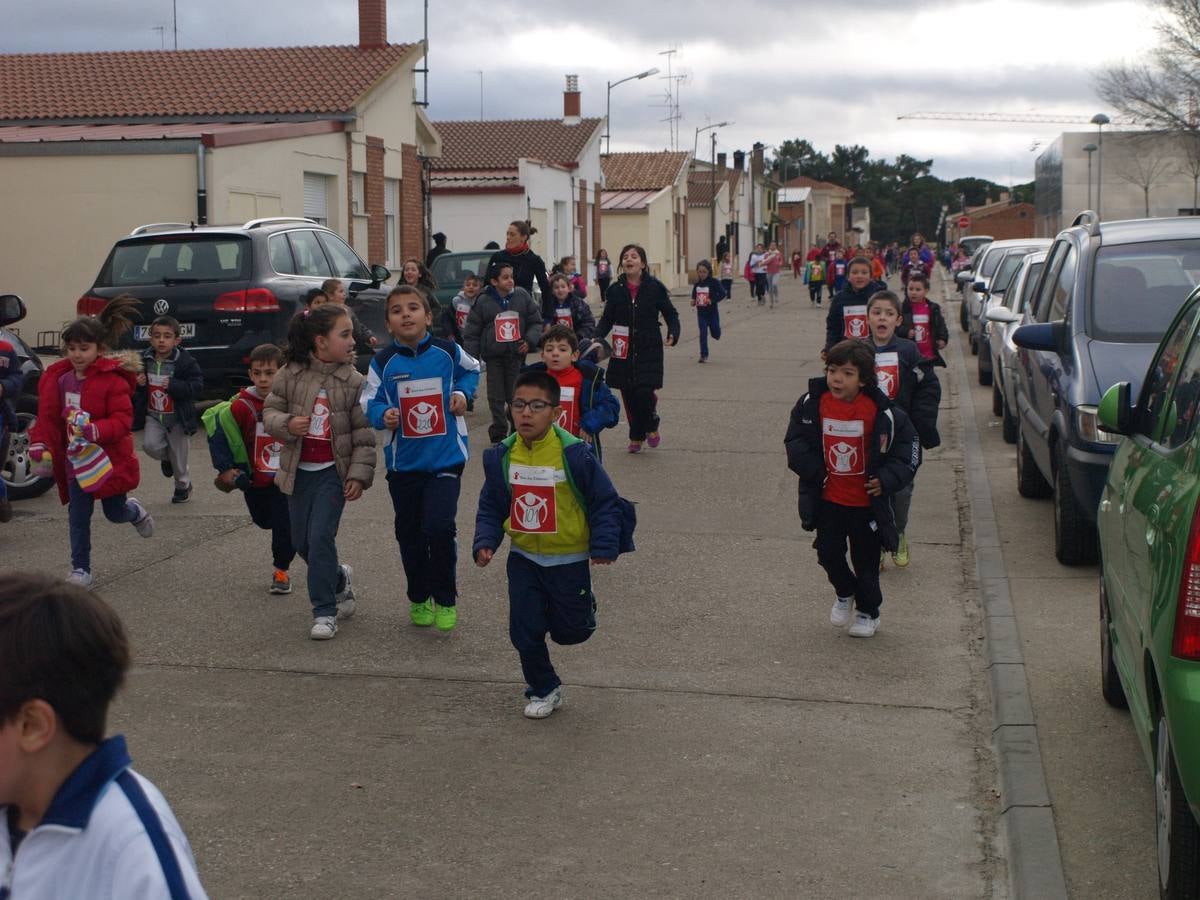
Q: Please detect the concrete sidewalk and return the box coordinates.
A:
[3,273,1000,897]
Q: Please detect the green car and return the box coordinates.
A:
[1098,287,1200,899]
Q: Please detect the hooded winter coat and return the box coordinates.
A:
[824,279,888,351]
[594,275,681,391]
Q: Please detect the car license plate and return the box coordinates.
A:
[135,323,195,340]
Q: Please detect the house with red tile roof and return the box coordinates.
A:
[0,0,440,336]
[600,150,691,289]
[686,167,731,271]
[780,174,857,249]
[429,77,604,280]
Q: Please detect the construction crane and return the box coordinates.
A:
[898,111,1136,125]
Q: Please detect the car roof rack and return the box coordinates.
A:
[243,217,317,230]
[129,222,192,236]
[1071,210,1102,237]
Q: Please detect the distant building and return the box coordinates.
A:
[686,167,731,269]
[600,150,691,289]
[946,195,1036,243]
[780,176,855,249]
[429,76,603,274]
[777,186,813,260]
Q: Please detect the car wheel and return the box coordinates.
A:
[978,351,992,386]
[1002,398,1019,445]
[1017,428,1052,499]
[1099,578,1128,709]
[1054,458,1099,565]
[3,396,54,501]
[960,301,968,332]
[992,383,1004,416]
[1156,712,1200,898]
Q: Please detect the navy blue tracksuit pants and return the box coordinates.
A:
[697,307,721,359]
[243,483,296,572]
[814,500,883,618]
[507,553,596,697]
[387,467,462,607]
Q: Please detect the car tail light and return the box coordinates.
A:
[77,294,107,316]
[214,288,279,313]
[1174,505,1200,659]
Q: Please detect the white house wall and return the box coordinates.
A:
[431,192,524,252]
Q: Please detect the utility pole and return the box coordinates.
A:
[172,0,178,49]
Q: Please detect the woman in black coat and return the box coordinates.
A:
[594,243,681,453]
[488,220,551,299]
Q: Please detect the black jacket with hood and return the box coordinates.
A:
[895,298,950,367]
[594,274,681,391]
[869,337,942,449]
[824,279,887,351]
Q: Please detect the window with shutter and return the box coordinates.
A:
[303,173,329,226]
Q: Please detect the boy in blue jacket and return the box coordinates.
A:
[473,370,633,719]
[364,286,481,632]
[691,259,727,363]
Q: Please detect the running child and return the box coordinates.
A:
[473,370,633,718]
[805,254,825,306]
[207,343,296,595]
[263,305,376,640]
[364,285,480,632]
[542,273,596,349]
[865,290,942,568]
[719,252,734,302]
[0,572,208,897]
[748,242,768,306]
[896,271,949,366]
[691,259,726,363]
[0,334,21,523]
[523,324,620,460]
[436,271,482,347]
[831,250,849,294]
[132,316,204,504]
[463,261,543,444]
[784,340,919,638]
[824,256,887,353]
[29,295,154,588]
[309,284,376,350]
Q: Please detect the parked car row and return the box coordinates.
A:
[964,211,1200,898]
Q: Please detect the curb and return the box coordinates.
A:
[945,276,1069,900]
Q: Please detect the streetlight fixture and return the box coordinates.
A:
[1082,142,1098,212]
[1091,113,1111,219]
[694,121,732,258]
[603,67,660,155]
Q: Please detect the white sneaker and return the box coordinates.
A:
[310,616,337,640]
[129,499,154,538]
[830,597,853,627]
[523,687,562,719]
[66,568,93,588]
[848,612,880,638]
[335,564,355,619]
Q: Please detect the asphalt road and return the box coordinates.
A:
[4,274,1003,898]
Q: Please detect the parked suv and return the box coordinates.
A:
[966,238,1050,354]
[79,218,392,389]
[0,294,53,501]
[1012,212,1200,564]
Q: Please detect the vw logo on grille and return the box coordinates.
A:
[153,298,170,315]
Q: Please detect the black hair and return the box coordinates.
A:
[284,304,350,365]
[403,258,438,291]
[248,343,283,366]
[867,290,902,314]
[514,370,560,405]
[548,272,572,292]
[150,315,181,336]
[303,287,329,308]
[907,271,930,288]
[0,572,130,745]
[618,243,648,276]
[541,324,579,351]
[462,272,482,284]
[696,258,712,276]
[487,261,515,283]
[386,284,432,313]
[847,256,873,273]
[509,219,537,239]
[826,339,876,387]
[61,293,140,350]
[484,241,501,250]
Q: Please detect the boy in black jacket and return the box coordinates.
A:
[784,340,920,638]
[823,256,887,354]
[865,291,941,568]
[691,259,726,363]
[895,272,950,367]
[132,316,204,503]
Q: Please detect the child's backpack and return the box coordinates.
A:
[201,395,250,470]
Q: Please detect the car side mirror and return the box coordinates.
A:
[0,294,26,327]
[369,264,391,285]
[985,306,1019,325]
[1098,382,1132,435]
[1013,321,1068,354]
[973,281,987,293]
[956,270,973,284]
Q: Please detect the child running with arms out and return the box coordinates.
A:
[864,291,941,568]
[263,305,376,640]
[473,371,634,718]
[523,324,620,460]
[364,285,480,632]
[206,343,296,594]
[0,572,208,898]
[691,259,726,363]
[785,340,919,638]
[132,315,204,504]
[29,295,154,588]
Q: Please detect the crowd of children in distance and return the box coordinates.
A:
[0,230,952,895]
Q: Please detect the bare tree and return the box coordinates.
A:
[1177,130,1200,213]
[1114,134,1176,217]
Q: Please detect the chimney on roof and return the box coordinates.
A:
[733,150,745,172]
[359,0,387,49]
[717,152,726,172]
[751,142,765,178]
[563,75,581,125]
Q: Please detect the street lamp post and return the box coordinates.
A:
[603,67,660,155]
[1091,113,1110,219]
[695,122,732,257]
[1082,142,1098,212]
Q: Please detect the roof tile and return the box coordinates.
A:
[602,151,691,190]
[430,118,602,171]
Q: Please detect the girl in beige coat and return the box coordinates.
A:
[264,305,376,640]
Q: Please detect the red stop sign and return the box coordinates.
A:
[957,215,971,228]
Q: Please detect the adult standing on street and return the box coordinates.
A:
[425,232,450,270]
[489,220,551,300]
[594,244,681,454]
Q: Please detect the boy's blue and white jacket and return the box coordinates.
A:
[363,334,481,472]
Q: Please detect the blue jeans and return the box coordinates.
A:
[507,554,595,697]
[697,307,722,358]
[387,467,462,607]
[288,467,346,618]
[68,480,140,572]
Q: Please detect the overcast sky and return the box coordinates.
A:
[5,0,1162,185]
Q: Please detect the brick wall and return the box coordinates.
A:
[578,179,588,266]
[365,136,385,265]
[358,0,387,48]
[400,142,425,264]
[592,182,602,260]
[971,203,1036,241]
[345,133,355,247]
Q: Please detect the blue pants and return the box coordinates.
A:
[244,483,296,572]
[387,467,462,607]
[507,553,596,697]
[697,307,721,358]
[288,467,346,618]
[68,480,139,572]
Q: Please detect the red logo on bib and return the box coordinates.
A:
[398,377,447,438]
[555,310,573,328]
[823,419,866,475]
[695,286,711,308]
[611,325,630,360]
[253,423,282,475]
[844,305,868,339]
[148,374,174,414]
[495,311,520,343]
[556,385,578,434]
[875,351,900,399]
[509,465,557,533]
